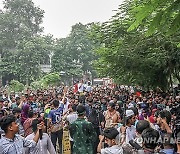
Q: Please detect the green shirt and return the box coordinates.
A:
[69,118,97,154]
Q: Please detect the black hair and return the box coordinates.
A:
[159,110,171,124]
[15,97,20,101]
[32,119,41,132]
[71,104,77,112]
[28,110,34,118]
[154,110,160,117]
[0,114,16,133]
[136,120,150,134]
[52,99,59,108]
[129,107,138,116]
[12,107,21,114]
[108,101,115,109]
[76,105,85,116]
[31,119,43,140]
[103,127,119,139]
[142,128,160,150]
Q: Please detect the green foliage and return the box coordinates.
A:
[0,0,52,85]
[30,81,43,90]
[30,72,60,89]
[128,0,180,37]
[40,72,60,87]
[91,0,180,90]
[52,23,98,79]
[9,80,24,92]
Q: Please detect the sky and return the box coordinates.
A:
[0,0,123,38]
[32,0,122,38]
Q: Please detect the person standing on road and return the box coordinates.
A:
[69,104,97,154]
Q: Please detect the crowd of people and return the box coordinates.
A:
[0,80,180,154]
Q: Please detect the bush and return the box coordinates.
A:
[41,72,60,87]
[30,72,60,89]
[9,80,24,92]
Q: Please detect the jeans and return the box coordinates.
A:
[51,129,63,154]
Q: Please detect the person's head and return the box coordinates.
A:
[136,120,150,135]
[162,133,174,148]
[113,96,118,103]
[70,104,77,112]
[101,98,107,104]
[88,81,91,86]
[3,100,9,107]
[52,99,59,108]
[129,107,138,117]
[76,104,85,117]
[107,101,115,112]
[31,119,45,133]
[157,110,171,126]
[28,110,37,118]
[10,96,16,103]
[142,128,159,150]
[12,107,21,119]
[56,93,62,100]
[103,127,119,147]
[15,97,21,105]
[0,114,19,134]
[126,109,136,126]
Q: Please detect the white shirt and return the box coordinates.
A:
[101,145,123,154]
[126,125,136,143]
[66,112,78,141]
[25,133,56,154]
[78,83,84,92]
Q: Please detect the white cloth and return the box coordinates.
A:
[78,83,84,92]
[66,112,78,124]
[101,145,123,154]
[66,112,78,141]
[126,125,136,143]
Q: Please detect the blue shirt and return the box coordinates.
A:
[48,104,64,124]
[0,134,36,154]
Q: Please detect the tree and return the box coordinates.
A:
[9,80,24,92]
[52,23,98,81]
[0,0,53,85]
[128,0,180,45]
[91,0,180,90]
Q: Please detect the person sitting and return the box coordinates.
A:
[97,127,123,154]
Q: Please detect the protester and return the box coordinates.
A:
[12,107,24,136]
[97,127,123,154]
[0,114,43,153]
[104,101,121,128]
[48,99,64,153]
[69,104,97,154]
[141,128,160,154]
[23,110,38,137]
[0,82,179,154]
[25,119,56,154]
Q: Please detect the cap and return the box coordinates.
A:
[126,110,134,118]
